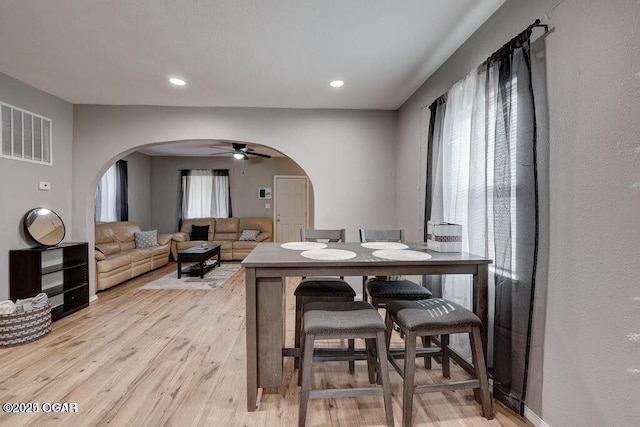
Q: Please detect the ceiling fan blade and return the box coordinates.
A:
[245,151,271,159]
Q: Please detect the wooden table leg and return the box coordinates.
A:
[245,270,285,411]
[177,255,182,279]
[256,277,284,387]
[472,263,489,370]
[245,268,258,411]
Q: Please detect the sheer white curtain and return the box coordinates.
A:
[95,164,118,222]
[183,170,214,218]
[426,30,543,414]
[431,65,518,361]
[182,169,230,219]
[212,173,230,218]
[431,71,483,357]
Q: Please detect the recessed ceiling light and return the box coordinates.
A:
[329,80,344,88]
[169,77,186,86]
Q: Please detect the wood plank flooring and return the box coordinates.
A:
[0,263,531,426]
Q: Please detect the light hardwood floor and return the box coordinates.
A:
[0,263,531,426]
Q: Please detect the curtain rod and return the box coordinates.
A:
[482,19,548,66]
[427,18,548,110]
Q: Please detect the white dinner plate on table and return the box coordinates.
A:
[281,242,327,250]
[300,249,357,260]
[361,242,409,250]
[372,249,432,261]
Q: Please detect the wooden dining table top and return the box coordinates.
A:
[241,242,492,268]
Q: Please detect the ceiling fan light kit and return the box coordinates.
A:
[210,142,272,160]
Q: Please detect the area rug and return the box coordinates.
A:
[140,263,242,290]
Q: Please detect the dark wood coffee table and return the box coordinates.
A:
[177,245,221,278]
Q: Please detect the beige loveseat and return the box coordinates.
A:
[95,221,172,291]
[171,217,272,261]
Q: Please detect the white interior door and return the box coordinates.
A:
[274,176,308,242]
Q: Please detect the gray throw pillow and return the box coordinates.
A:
[134,230,158,248]
[239,229,260,241]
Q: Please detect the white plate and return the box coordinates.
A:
[281,242,328,250]
[372,249,432,261]
[300,249,357,260]
[361,242,409,250]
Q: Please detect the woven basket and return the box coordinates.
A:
[0,304,51,347]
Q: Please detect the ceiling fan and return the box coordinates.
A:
[210,142,272,160]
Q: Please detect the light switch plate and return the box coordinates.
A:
[265,203,271,209]
[39,181,51,190]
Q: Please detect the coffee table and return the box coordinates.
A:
[177,245,221,278]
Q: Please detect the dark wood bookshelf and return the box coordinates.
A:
[10,242,89,321]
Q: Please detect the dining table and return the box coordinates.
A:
[241,241,492,411]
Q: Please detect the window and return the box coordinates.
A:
[95,160,128,222]
[180,169,231,219]
[1,101,52,165]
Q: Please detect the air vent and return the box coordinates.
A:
[0,101,52,165]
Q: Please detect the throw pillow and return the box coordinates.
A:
[239,229,260,241]
[191,224,210,241]
[134,230,158,248]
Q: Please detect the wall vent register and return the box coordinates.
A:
[0,100,52,165]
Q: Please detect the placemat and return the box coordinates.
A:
[361,242,409,250]
[372,249,432,261]
[280,242,328,250]
[300,249,357,260]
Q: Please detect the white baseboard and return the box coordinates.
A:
[525,406,549,427]
[89,294,99,304]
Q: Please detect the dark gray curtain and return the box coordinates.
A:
[424,96,446,299]
[178,169,190,230]
[425,27,543,415]
[115,160,128,221]
[490,34,539,414]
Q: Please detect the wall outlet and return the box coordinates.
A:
[39,181,51,191]
[265,203,271,209]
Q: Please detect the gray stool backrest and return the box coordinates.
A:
[359,229,404,243]
[301,228,346,242]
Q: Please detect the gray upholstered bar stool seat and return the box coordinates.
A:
[299,301,394,427]
[360,228,436,369]
[385,298,493,427]
[365,278,432,308]
[359,229,433,308]
[293,229,355,371]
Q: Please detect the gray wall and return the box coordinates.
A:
[396,0,640,424]
[0,73,74,301]
[72,106,398,298]
[149,156,308,233]
[122,152,152,230]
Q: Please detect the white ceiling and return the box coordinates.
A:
[0,0,504,110]
[139,140,285,158]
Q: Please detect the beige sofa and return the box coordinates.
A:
[95,221,172,291]
[171,217,272,261]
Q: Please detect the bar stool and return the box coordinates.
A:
[293,229,355,371]
[359,228,436,369]
[298,301,394,427]
[384,299,493,427]
[359,229,433,307]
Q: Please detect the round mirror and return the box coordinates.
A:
[23,208,65,247]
